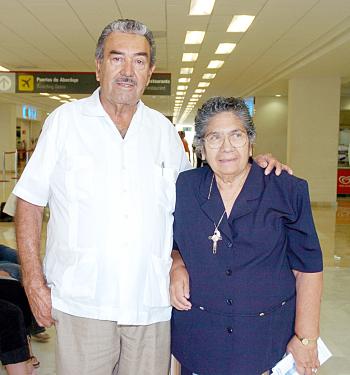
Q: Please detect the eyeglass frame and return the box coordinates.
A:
[202,129,249,150]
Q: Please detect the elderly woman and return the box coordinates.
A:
[170,97,323,375]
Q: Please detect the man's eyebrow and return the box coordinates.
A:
[108,50,149,58]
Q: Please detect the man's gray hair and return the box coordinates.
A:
[193,96,256,151]
[95,19,156,66]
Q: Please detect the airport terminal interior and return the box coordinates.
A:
[1,0,350,374]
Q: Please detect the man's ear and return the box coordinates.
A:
[95,59,102,82]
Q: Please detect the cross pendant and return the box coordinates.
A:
[208,229,222,254]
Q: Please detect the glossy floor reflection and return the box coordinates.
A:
[1,190,349,374]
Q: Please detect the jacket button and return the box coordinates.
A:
[226,299,233,305]
[225,269,232,276]
[227,242,233,248]
[227,327,233,334]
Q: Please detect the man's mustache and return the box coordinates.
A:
[114,77,137,86]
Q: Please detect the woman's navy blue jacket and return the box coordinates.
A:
[171,162,323,375]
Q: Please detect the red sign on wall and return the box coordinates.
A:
[337,168,350,194]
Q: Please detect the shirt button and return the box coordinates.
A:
[227,327,233,334]
[227,242,233,248]
[226,299,233,305]
[225,269,232,276]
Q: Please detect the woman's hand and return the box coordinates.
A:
[287,335,320,375]
[254,153,293,175]
[170,264,192,311]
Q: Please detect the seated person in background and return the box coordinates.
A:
[0,299,36,375]
[170,96,323,375]
[0,245,50,343]
[0,278,40,373]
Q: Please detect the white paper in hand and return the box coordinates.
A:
[271,338,332,375]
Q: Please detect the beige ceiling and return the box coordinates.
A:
[1,0,350,124]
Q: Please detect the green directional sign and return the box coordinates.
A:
[16,72,99,94]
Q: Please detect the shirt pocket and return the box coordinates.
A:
[44,247,98,300]
[153,164,177,213]
[64,155,96,200]
[143,254,172,307]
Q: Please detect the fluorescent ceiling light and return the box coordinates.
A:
[176,96,184,100]
[192,94,202,98]
[189,98,198,102]
[189,0,215,15]
[69,98,77,101]
[195,89,206,93]
[0,65,9,71]
[60,100,69,103]
[49,96,61,100]
[185,31,205,44]
[198,82,210,87]
[180,68,194,74]
[179,78,191,83]
[182,53,198,62]
[207,60,224,69]
[227,15,255,32]
[39,93,50,96]
[202,73,216,79]
[177,85,188,90]
[59,94,71,98]
[215,43,236,54]
[176,91,186,96]
[275,94,282,97]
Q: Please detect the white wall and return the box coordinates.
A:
[253,96,288,163]
[0,103,17,171]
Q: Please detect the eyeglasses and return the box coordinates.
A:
[203,130,248,149]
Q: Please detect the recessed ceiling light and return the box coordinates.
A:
[275,94,282,97]
[185,31,206,44]
[182,53,198,62]
[202,73,216,79]
[227,15,255,32]
[0,65,10,71]
[207,60,224,69]
[215,43,236,54]
[189,0,215,15]
[198,82,210,87]
[179,78,191,83]
[177,85,188,91]
[180,68,194,74]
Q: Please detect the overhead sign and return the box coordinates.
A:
[16,72,99,94]
[0,71,171,96]
[144,73,171,96]
[0,73,16,93]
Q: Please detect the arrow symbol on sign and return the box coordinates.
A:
[0,76,12,91]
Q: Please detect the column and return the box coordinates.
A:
[287,77,340,205]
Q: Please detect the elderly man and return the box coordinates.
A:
[14,19,286,375]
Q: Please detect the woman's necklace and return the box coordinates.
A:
[208,209,225,254]
[207,168,250,255]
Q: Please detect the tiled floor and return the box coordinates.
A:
[1,174,350,374]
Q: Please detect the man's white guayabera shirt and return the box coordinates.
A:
[14,88,191,324]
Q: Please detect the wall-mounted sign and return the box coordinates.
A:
[22,105,38,120]
[144,73,171,96]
